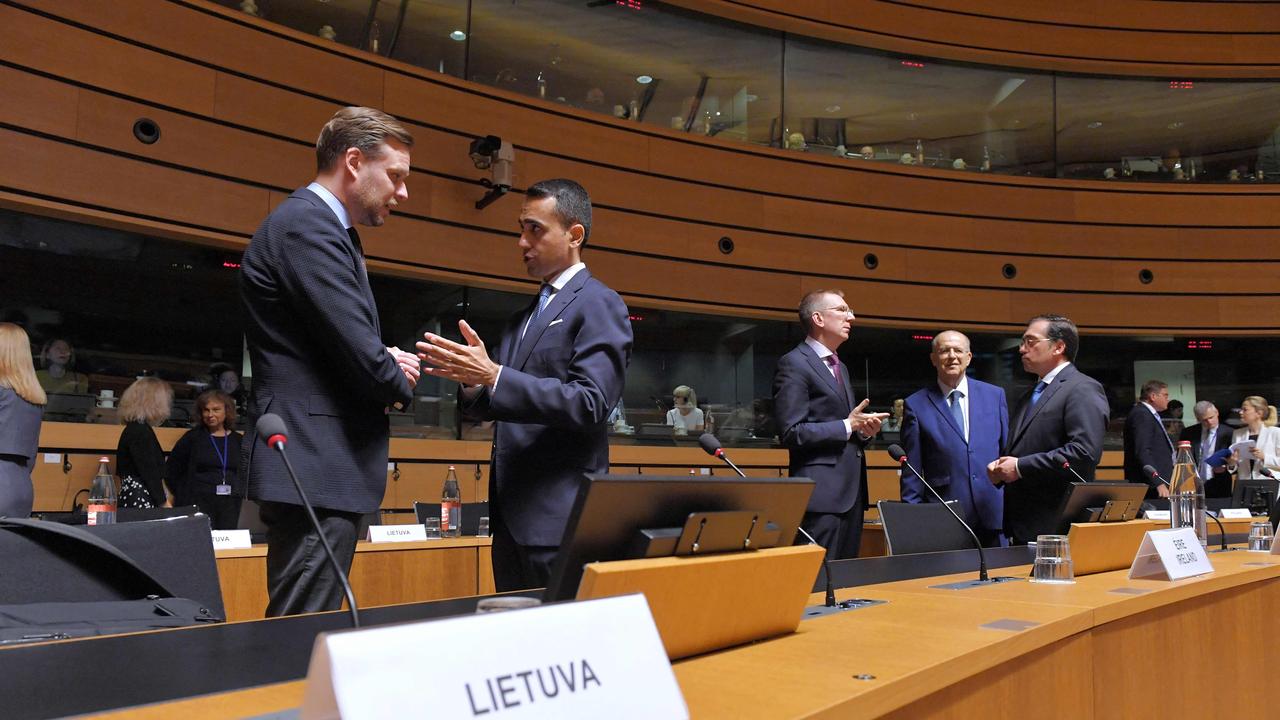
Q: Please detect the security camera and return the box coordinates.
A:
[471,135,515,210]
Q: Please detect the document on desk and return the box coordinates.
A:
[300,593,687,720]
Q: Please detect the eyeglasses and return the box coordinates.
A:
[1019,335,1050,349]
[818,305,854,317]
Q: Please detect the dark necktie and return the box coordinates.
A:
[347,226,363,256]
[520,284,554,344]
[1030,380,1047,406]
[949,389,965,438]
[825,354,842,386]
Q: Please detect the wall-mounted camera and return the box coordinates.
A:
[470,134,515,210]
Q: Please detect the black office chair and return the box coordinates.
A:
[413,501,489,536]
[877,500,975,555]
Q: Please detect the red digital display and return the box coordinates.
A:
[616,0,642,9]
[1186,340,1213,350]
[901,60,925,69]
[911,334,934,342]
[1169,81,1194,90]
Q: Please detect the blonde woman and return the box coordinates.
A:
[116,377,173,507]
[0,323,46,517]
[1227,396,1280,480]
[665,385,704,434]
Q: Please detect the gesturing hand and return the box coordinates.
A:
[416,319,501,387]
[848,399,890,437]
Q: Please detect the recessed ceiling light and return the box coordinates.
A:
[745,94,758,102]
[825,105,841,113]
[449,30,466,41]
[1167,121,1184,130]
[636,75,653,84]
[1087,121,1103,129]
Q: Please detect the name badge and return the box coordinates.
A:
[1220,508,1253,519]
[211,529,253,550]
[301,594,687,720]
[367,524,427,543]
[1129,527,1214,581]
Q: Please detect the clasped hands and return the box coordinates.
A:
[415,320,501,387]
[386,346,420,390]
[849,399,889,438]
[987,457,1019,485]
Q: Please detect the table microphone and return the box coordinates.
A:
[887,444,990,583]
[1055,454,1090,484]
[257,413,361,628]
[697,433,838,608]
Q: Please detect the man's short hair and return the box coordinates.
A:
[316,107,414,173]
[1140,379,1168,401]
[1030,313,1080,362]
[931,330,970,353]
[1192,400,1216,420]
[526,179,593,245]
[798,289,844,332]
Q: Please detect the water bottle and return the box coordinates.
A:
[87,456,117,525]
[915,138,924,166]
[1169,441,1206,546]
[440,465,461,538]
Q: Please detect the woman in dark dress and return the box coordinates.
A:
[116,377,173,507]
[0,323,46,518]
[165,389,243,529]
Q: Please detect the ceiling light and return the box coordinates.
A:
[1167,121,1184,130]
[1087,121,1103,129]
[636,75,653,84]
[449,30,466,41]
[825,105,841,113]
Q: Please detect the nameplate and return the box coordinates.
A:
[366,524,427,543]
[1220,508,1253,519]
[1128,528,1214,581]
[210,529,252,550]
[301,594,687,720]
[1144,510,1170,521]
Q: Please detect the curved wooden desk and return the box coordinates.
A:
[80,550,1277,719]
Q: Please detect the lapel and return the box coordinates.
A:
[928,384,966,443]
[299,188,380,334]
[1010,364,1073,446]
[801,343,849,412]
[508,269,590,370]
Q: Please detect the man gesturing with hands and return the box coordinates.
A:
[773,290,888,560]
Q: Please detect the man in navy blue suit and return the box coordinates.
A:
[900,330,1008,547]
[418,179,632,591]
[773,290,889,560]
[1123,379,1175,498]
[241,107,421,616]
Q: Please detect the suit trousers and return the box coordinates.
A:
[799,506,863,561]
[260,500,360,617]
[491,521,559,592]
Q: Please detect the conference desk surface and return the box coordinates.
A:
[77,548,1279,719]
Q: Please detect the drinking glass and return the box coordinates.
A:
[424,516,441,540]
[1031,534,1075,584]
[1248,521,1273,552]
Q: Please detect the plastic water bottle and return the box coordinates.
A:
[440,465,461,538]
[1169,441,1206,546]
[87,456,117,525]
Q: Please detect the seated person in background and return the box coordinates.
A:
[36,338,88,394]
[209,362,246,414]
[1227,395,1280,480]
[165,389,243,530]
[786,132,806,151]
[116,377,174,508]
[859,145,875,160]
[883,398,905,432]
[665,385,705,435]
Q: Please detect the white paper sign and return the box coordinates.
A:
[43,453,61,464]
[210,529,252,550]
[366,524,427,543]
[1129,527,1214,581]
[301,594,687,720]
[1144,510,1170,521]
[1220,508,1253,519]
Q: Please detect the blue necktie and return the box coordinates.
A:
[949,389,965,438]
[532,284,553,321]
[1030,380,1047,406]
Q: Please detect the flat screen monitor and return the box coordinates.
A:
[1055,481,1149,531]
[1233,478,1279,514]
[543,474,813,602]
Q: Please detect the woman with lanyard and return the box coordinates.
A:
[165,389,243,529]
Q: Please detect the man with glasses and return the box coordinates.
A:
[1124,380,1175,499]
[900,331,1009,547]
[1179,401,1233,498]
[774,289,889,559]
[987,314,1108,545]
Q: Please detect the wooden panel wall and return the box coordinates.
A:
[674,0,1280,77]
[2,0,1279,341]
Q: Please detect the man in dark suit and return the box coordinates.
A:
[773,290,889,560]
[240,107,421,616]
[901,330,1009,546]
[1124,379,1174,498]
[987,314,1109,545]
[1180,400,1234,498]
[417,179,632,591]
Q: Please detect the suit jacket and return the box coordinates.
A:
[465,268,632,547]
[239,187,412,514]
[1229,425,1280,480]
[1123,403,1174,496]
[1004,363,1109,544]
[773,342,868,514]
[900,378,1008,538]
[1179,422,1234,497]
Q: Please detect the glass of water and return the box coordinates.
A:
[1031,534,1075,584]
[1248,521,1273,552]
[424,516,441,539]
[477,516,490,537]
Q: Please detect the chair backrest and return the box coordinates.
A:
[413,501,489,536]
[877,500,975,555]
